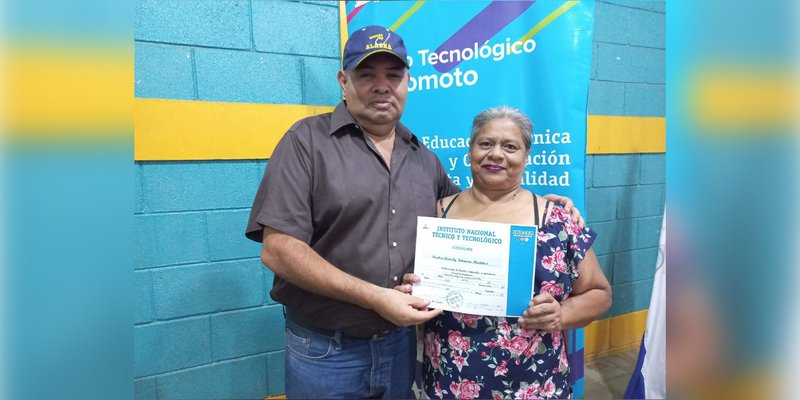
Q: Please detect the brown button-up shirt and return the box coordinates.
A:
[246,101,459,337]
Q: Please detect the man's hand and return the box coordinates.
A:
[543,194,585,228]
[393,273,420,294]
[371,287,442,326]
[518,293,562,332]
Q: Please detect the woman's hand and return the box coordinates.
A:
[543,194,585,229]
[518,293,562,332]
[394,273,421,294]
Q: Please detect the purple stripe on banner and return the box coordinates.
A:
[433,1,535,73]
[567,347,584,383]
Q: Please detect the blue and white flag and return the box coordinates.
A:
[625,211,666,399]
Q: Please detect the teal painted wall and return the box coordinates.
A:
[134,1,664,397]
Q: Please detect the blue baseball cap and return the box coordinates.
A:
[342,26,410,71]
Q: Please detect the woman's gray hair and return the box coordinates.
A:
[469,106,533,152]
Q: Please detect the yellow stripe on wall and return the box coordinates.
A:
[5,43,133,135]
[134,99,665,160]
[585,310,648,359]
[587,115,665,154]
[134,99,333,161]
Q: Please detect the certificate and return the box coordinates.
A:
[412,216,537,317]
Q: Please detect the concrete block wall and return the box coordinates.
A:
[586,1,666,319]
[134,1,341,398]
[134,0,665,397]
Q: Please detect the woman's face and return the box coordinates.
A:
[469,118,528,190]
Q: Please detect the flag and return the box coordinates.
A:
[624,211,666,399]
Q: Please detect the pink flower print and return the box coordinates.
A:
[524,333,543,357]
[434,382,444,399]
[458,379,481,400]
[537,230,552,243]
[508,336,529,358]
[494,360,508,377]
[486,340,497,348]
[551,331,562,349]
[541,254,555,272]
[450,382,461,397]
[448,330,470,353]
[550,206,569,223]
[497,337,511,351]
[555,345,569,373]
[424,332,442,369]
[570,243,581,252]
[565,220,582,237]
[514,382,542,399]
[552,247,567,273]
[452,354,468,372]
[540,378,556,397]
[498,320,512,336]
[453,312,480,328]
[540,281,563,297]
[492,392,502,400]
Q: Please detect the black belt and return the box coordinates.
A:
[284,308,394,340]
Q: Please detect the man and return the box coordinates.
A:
[246,25,582,399]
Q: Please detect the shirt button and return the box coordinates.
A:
[392,241,398,247]
[393,276,399,282]
[391,208,396,214]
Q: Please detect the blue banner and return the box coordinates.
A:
[345,0,594,395]
[345,0,593,211]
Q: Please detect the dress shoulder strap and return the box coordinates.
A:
[441,193,461,218]
[533,194,540,226]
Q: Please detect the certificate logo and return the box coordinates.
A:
[446,291,464,308]
[512,228,536,243]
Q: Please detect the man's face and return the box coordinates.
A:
[338,53,409,129]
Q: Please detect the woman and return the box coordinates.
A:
[400,106,611,399]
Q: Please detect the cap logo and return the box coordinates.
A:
[365,33,392,50]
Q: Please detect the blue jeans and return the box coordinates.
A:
[284,316,415,399]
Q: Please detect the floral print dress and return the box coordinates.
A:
[422,201,596,400]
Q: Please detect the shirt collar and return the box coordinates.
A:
[328,101,420,147]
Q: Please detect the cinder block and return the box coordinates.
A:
[604,279,653,318]
[588,80,626,116]
[590,219,638,256]
[134,42,195,100]
[195,49,303,104]
[266,351,286,396]
[135,0,250,49]
[594,2,631,45]
[153,259,264,319]
[252,1,339,57]
[616,184,664,219]
[596,253,614,284]
[134,317,212,377]
[596,43,649,83]
[602,1,663,13]
[613,248,657,285]
[644,49,665,84]
[135,377,157,399]
[593,154,640,187]
[134,213,208,269]
[636,215,664,249]
[640,153,665,184]
[141,161,261,212]
[135,164,144,213]
[207,210,262,261]
[591,43,599,80]
[304,57,343,106]
[303,0,339,7]
[624,83,664,117]
[586,187,618,222]
[627,7,665,49]
[135,271,153,324]
[211,305,286,360]
[585,155,594,188]
[156,355,268,399]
